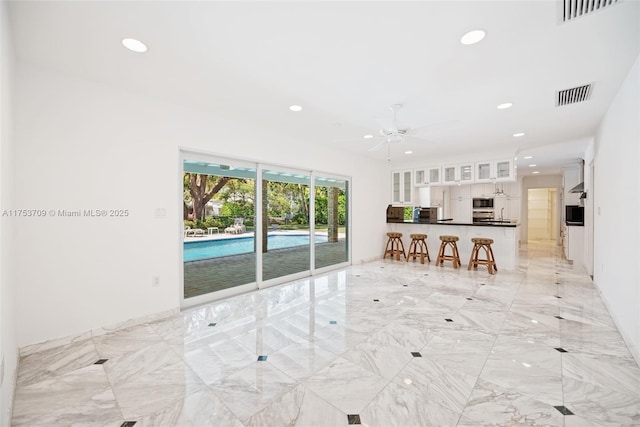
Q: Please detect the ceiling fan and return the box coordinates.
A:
[366,104,411,153]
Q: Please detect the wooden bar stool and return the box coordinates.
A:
[436,235,461,268]
[468,237,498,274]
[407,233,430,264]
[383,232,406,261]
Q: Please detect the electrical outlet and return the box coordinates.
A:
[152,276,160,287]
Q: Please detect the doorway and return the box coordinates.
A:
[527,188,558,242]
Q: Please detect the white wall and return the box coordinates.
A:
[13,62,388,348]
[593,54,640,363]
[0,1,17,423]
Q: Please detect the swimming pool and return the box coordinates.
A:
[184,234,328,262]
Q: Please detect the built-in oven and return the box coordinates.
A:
[473,198,494,209]
[473,210,495,223]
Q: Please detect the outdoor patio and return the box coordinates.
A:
[183,232,347,299]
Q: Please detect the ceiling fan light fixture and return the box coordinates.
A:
[288,105,303,112]
[460,29,486,45]
[363,134,374,139]
[497,102,513,110]
[513,132,525,137]
[404,151,413,155]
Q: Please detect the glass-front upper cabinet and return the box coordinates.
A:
[495,160,513,180]
[428,166,441,185]
[476,161,492,182]
[475,159,515,182]
[414,166,441,186]
[459,164,474,183]
[391,170,413,204]
[443,165,457,184]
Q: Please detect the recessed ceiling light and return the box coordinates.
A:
[460,29,486,45]
[363,134,374,139]
[529,164,537,167]
[532,171,540,174]
[513,132,525,137]
[497,103,513,110]
[122,38,147,53]
[288,105,302,112]
[524,156,533,159]
[404,151,413,154]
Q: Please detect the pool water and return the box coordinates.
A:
[184,234,328,262]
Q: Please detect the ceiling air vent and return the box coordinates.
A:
[556,84,593,106]
[562,0,620,22]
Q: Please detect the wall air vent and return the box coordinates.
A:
[556,84,593,106]
[562,0,620,22]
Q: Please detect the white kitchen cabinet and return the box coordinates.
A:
[475,159,515,183]
[427,166,442,185]
[450,197,472,223]
[414,166,442,186]
[391,170,413,205]
[494,196,521,221]
[470,183,496,198]
[443,163,474,185]
[564,224,584,268]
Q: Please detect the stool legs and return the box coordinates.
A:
[384,236,406,261]
[407,238,430,264]
[467,243,498,274]
[436,241,460,268]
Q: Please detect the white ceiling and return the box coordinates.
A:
[8,0,640,175]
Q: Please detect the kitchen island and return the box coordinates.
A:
[387,220,520,270]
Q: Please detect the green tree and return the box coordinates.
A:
[184,173,231,221]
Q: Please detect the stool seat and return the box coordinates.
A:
[407,234,430,264]
[383,232,406,261]
[471,237,494,245]
[436,235,461,268]
[468,237,498,274]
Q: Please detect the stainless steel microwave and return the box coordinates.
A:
[473,198,494,208]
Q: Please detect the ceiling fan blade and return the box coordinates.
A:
[368,140,387,152]
[409,119,460,136]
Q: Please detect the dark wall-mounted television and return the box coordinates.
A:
[565,205,584,224]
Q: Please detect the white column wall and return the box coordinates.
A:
[0,1,17,424]
[13,62,388,349]
[593,54,640,363]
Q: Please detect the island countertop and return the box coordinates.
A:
[388,219,519,228]
[386,220,520,270]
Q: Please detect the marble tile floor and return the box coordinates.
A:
[12,241,640,426]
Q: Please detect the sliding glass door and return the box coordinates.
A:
[182,152,351,305]
[182,158,257,301]
[314,176,349,269]
[261,168,311,281]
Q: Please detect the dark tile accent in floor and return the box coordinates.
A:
[445,318,453,322]
[554,405,574,415]
[347,414,362,425]
[329,320,337,325]
[411,352,422,357]
[208,322,217,327]
[554,295,562,298]
[257,355,268,361]
[121,422,137,427]
[466,297,473,300]
[403,284,408,287]
[94,359,108,365]
[480,283,486,286]
[554,315,565,319]
[555,347,568,353]
[373,299,379,302]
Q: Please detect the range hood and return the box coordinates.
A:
[569,182,584,193]
[568,160,586,198]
